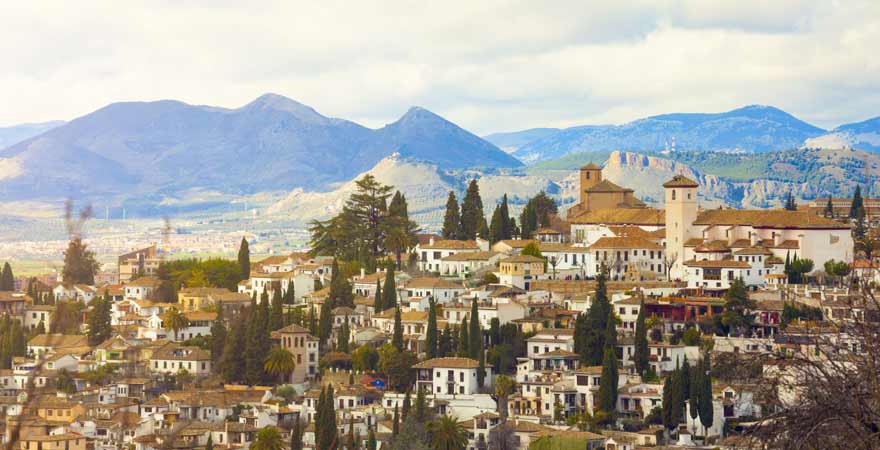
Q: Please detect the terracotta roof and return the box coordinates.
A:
[588,236,663,250]
[495,239,537,249]
[538,243,591,253]
[440,251,501,261]
[28,334,89,348]
[126,277,161,288]
[405,277,465,289]
[734,247,773,255]
[400,310,428,322]
[534,228,562,235]
[569,208,665,226]
[694,240,731,253]
[184,311,217,321]
[684,259,751,268]
[694,209,849,229]
[586,179,632,193]
[413,357,481,369]
[663,175,699,188]
[501,255,546,263]
[274,324,311,334]
[420,240,480,250]
[151,343,210,361]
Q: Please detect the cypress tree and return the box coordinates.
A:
[316,388,327,450]
[237,237,250,280]
[206,435,213,450]
[414,386,427,422]
[392,405,399,437]
[339,316,351,353]
[477,215,489,240]
[499,194,513,239]
[439,325,453,357]
[824,196,834,218]
[441,191,460,240]
[477,349,486,388]
[210,306,227,366]
[382,268,397,311]
[850,185,864,219]
[221,320,246,382]
[574,313,589,363]
[426,299,438,358]
[269,288,284,331]
[373,280,382,313]
[367,429,377,450]
[308,304,318,336]
[597,308,619,415]
[459,179,484,240]
[318,298,333,351]
[245,301,264,384]
[402,389,411,420]
[584,269,611,365]
[0,262,14,291]
[291,419,303,450]
[458,318,469,357]
[87,296,112,345]
[698,354,714,433]
[488,204,505,244]
[318,386,337,450]
[689,358,701,427]
[633,300,649,376]
[661,372,673,429]
[468,298,481,359]
[329,259,354,308]
[784,192,797,211]
[392,306,404,351]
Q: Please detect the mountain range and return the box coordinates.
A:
[485,105,880,163]
[0,121,65,149]
[0,94,519,213]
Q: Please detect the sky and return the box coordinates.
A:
[1,0,878,134]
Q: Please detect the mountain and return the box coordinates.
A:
[804,116,880,152]
[507,105,827,163]
[483,128,560,153]
[268,153,554,227]
[0,94,519,212]
[0,121,65,149]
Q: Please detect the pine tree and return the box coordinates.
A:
[633,300,649,376]
[210,307,227,366]
[458,318,469,357]
[426,299,438,358]
[441,191,460,240]
[850,185,864,219]
[468,298,481,359]
[392,306,404,351]
[269,288,284,331]
[237,237,251,280]
[87,296,112,345]
[380,268,395,312]
[0,262,14,291]
[458,179,484,240]
[373,280,382,313]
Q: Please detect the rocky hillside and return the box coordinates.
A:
[805,116,880,152]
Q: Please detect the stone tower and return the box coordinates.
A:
[579,163,602,206]
[663,175,700,280]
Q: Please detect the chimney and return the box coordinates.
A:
[727,226,736,246]
[429,237,435,246]
[360,268,365,279]
[749,231,757,247]
[773,232,782,247]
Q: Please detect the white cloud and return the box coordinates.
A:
[0,0,877,133]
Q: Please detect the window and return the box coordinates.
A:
[672,190,676,200]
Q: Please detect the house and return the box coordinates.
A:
[497,255,546,290]
[27,334,90,357]
[416,239,484,272]
[21,304,53,331]
[124,277,161,300]
[118,245,160,282]
[53,284,97,304]
[438,251,504,278]
[19,433,88,450]
[587,237,665,281]
[148,343,212,376]
[0,292,27,316]
[413,357,493,395]
[272,324,320,383]
[403,277,467,304]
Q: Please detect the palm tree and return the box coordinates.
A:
[251,426,285,450]
[162,307,189,341]
[427,415,468,450]
[264,346,296,384]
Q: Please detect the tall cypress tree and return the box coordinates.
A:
[458,318,469,357]
[850,185,864,219]
[338,316,350,353]
[488,204,505,244]
[689,358,701,427]
[245,298,265,384]
[221,319,246,382]
[441,191,460,240]
[426,299,438,358]
[402,389,412,420]
[269,288,284,331]
[633,300,649,376]
[468,298,481,359]
[459,179,484,240]
[382,268,397,311]
[698,354,714,434]
[367,429,377,450]
[597,308,619,415]
[499,194,513,239]
[308,304,318,336]
[584,269,611,364]
[318,298,333,351]
[318,386,337,450]
[373,279,382,313]
[477,349,486,388]
[392,306,404,351]
[784,192,797,211]
[392,405,399,437]
[824,196,834,218]
[210,306,227,366]
[290,419,303,450]
[0,262,14,291]
[237,237,250,280]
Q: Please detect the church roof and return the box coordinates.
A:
[663,175,699,188]
[586,179,633,194]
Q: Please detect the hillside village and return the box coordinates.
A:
[0,163,877,450]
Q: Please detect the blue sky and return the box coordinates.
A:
[0,0,877,133]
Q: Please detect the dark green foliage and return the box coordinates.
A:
[316,386,338,450]
[597,308,619,415]
[392,405,400,437]
[458,318,469,357]
[442,191,460,240]
[210,307,227,366]
[698,355,713,431]
[580,270,611,365]
[87,296,112,345]
[367,429,377,450]
[237,237,250,280]
[784,192,797,211]
[50,301,84,334]
[402,389,411,420]
[633,300,649,376]
[426,299,438,358]
[269,288,284,331]
[373,279,382,313]
[439,324,454,357]
[488,194,514,244]
[0,262,14,291]
[721,278,756,335]
[392,306,404,351]
[824,196,834,218]
[382,268,397,311]
[318,297,333,351]
[662,362,685,431]
[160,258,244,292]
[62,237,100,285]
[338,316,351,353]
[458,179,484,240]
[689,359,701,422]
[329,259,354,308]
[850,184,864,219]
[414,385,428,422]
[519,191,557,239]
[477,349,486,388]
[0,316,27,369]
[56,369,77,394]
[468,298,481,359]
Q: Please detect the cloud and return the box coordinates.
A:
[0,0,877,134]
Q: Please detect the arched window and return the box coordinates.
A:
[671,190,676,200]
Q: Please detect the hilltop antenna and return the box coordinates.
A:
[671,136,676,153]
[162,216,172,261]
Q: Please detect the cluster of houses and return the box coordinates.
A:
[0,167,872,450]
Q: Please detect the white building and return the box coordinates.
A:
[413,357,494,395]
[417,239,486,272]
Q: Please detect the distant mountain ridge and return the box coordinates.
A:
[805,116,880,152]
[487,105,830,163]
[0,121,65,149]
[0,94,520,213]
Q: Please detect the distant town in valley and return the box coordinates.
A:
[2,3,879,450]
